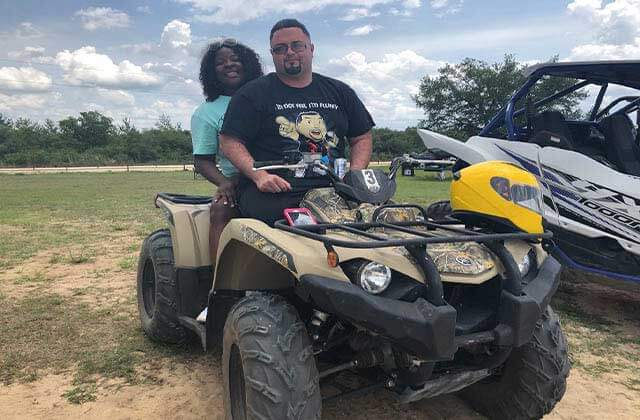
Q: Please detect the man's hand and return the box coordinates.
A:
[254,172,292,193]
[214,177,239,206]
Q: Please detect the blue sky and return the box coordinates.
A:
[1,0,639,129]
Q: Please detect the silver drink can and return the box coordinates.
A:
[334,158,347,179]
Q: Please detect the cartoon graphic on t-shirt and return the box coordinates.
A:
[275,112,339,153]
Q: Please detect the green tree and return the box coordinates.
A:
[371,127,424,159]
[413,55,588,140]
[59,111,115,151]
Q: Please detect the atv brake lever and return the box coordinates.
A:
[388,157,406,180]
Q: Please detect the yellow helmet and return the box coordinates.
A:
[450,161,543,234]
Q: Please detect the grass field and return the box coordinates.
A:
[0,170,450,270]
[0,170,638,417]
[0,171,449,398]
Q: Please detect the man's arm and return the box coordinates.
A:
[348,130,372,170]
[219,134,291,193]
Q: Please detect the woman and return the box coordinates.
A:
[191,39,263,262]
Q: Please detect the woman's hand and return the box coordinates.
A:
[214,177,239,207]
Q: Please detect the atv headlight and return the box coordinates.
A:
[518,248,537,277]
[518,252,531,276]
[357,262,392,294]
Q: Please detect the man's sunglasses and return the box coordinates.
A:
[212,38,237,48]
[270,41,307,55]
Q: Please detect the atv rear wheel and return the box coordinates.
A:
[461,306,569,420]
[223,293,321,420]
[136,229,188,343]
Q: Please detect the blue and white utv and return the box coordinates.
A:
[419,60,640,283]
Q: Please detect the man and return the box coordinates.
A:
[219,18,374,225]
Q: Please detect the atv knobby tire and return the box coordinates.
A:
[461,307,569,420]
[223,293,321,420]
[136,229,188,343]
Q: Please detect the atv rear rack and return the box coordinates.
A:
[275,204,553,305]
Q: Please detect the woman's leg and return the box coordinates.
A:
[209,200,239,264]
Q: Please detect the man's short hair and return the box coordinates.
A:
[270,19,310,40]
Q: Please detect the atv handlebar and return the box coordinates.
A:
[252,154,408,183]
[253,160,289,169]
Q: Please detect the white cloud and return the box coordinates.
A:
[7,46,46,61]
[340,7,381,20]
[389,8,412,16]
[119,20,194,59]
[15,22,42,39]
[95,88,136,107]
[176,0,397,24]
[328,50,444,127]
[129,97,197,127]
[404,0,421,8]
[568,42,640,60]
[119,42,156,55]
[0,67,52,93]
[55,46,162,89]
[160,20,192,49]
[430,0,463,16]
[0,93,49,112]
[137,6,152,14]
[75,7,131,31]
[567,0,640,44]
[345,24,382,36]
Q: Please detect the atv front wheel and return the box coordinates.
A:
[223,293,321,420]
[461,307,569,420]
[136,229,188,343]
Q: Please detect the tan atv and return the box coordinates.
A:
[136,154,569,420]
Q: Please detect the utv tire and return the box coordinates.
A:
[461,307,569,420]
[136,229,188,343]
[223,293,321,420]
[425,200,452,221]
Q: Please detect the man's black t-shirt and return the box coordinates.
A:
[220,72,374,186]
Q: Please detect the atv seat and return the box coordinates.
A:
[156,192,212,205]
[530,111,575,150]
[600,114,640,176]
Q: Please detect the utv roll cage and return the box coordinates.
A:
[480,60,640,140]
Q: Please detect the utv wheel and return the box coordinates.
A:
[136,229,188,343]
[223,293,321,420]
[461,307,569,420]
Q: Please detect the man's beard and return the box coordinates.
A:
[285,63,302,75]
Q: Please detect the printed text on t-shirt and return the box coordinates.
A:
[274,102,340,111]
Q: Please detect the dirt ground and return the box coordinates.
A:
[1,242,639,419]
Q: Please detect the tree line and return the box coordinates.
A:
[0,111,423,166]
[0,112,193,167]
[0,55,585,167]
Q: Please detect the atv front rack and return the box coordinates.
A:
[275,204,553,306]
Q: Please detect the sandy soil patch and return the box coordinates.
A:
[1,254,638,419]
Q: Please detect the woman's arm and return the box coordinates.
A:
[194,155,228,186]
[194,156,239,206]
